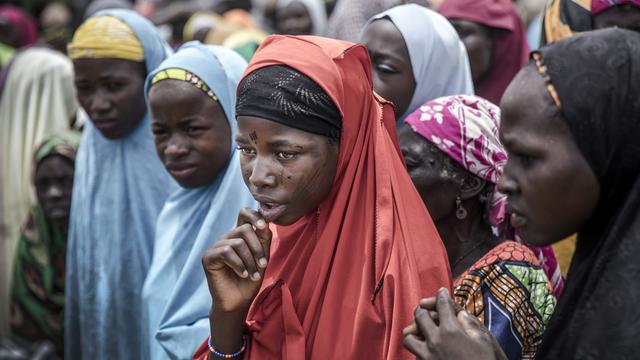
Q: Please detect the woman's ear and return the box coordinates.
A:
[459,174,486,200]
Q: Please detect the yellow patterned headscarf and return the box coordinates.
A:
[151,68,219,102]
[68,16,144,62]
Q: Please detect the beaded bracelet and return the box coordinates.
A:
[207,336,246,359]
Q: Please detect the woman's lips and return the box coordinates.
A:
[93,119,118,132]
[258,202,287,222]
[167,164,198,180]
[510,212,527,228]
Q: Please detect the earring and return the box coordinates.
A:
[456,196,467,220]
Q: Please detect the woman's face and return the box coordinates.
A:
[593,5,640,31]
[276,1,313,35]
[361,19,416,118]
[398,125,460,221]
[449,19,493,83]
[0,17,20,48]
[34,155,75,229]
[236,116,339,225]
[498,67,600,247]
[149,80,231,188]
[73,58,147,139]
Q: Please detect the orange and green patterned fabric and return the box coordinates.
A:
[454,241,557,360]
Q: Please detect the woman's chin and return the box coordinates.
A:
[518,229,557,248]
[270,209,310,227]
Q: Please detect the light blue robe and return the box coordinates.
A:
[65,9,176,360]
[141,42,256,360]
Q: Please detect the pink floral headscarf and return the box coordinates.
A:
[591,0,640,15]
[405,95,565,297]
[405,95,506,225]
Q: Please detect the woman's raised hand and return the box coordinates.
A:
[202,208,272,313]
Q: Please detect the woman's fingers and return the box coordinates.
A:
[237,208,273,262]
[404,310,440,336]
[422,293,464,314]
[234,224,267,271]
[435,288,461,332]
[458,310,508,360]
[237,207,267,230]
[414,307,438,348]
[419,296,437,311]
[205,244,249,279]
[403,320,418,336]
[403,334,430,359]
[227,237,261,281]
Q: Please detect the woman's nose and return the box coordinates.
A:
[164,136,189,158]
[248,157,277,189]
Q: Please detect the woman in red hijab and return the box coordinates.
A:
[0,6,38,49]
[193,35,451,359]
[438,0,529,104]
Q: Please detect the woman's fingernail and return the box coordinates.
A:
[252,272,261,281]
[438,287,449,298]
[241,270,248,278]
[257,220,266,229]
[258,258,268,268]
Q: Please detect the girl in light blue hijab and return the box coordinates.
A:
[142,42,255,359]
[65,9,176,360]
[361,4,474,121]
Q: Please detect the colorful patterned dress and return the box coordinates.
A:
[10,133,79,355]
[454,241,556,360]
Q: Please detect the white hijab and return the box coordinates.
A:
[0,47,76,334]
[364,4,474,120]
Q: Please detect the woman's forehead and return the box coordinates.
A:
[73,57,144,77]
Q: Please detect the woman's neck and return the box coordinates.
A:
[436,202,502,279]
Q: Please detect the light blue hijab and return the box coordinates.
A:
[65,9,176,360]
[364,4,474,121]
[141,42,255,360]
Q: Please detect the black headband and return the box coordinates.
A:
[236,65,342,139]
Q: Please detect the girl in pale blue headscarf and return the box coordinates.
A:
[65,9,176,360]
[361,4,474,122]
[141,42,255,359]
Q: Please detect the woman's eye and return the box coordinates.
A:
[152,127,167,136]
[75,82,93,94]
[375,63,397,74]
[237,146,256,155]
[404,158,421,169]
[516,153,534,168]
[106,81,126,92]
[276,151,297,160]
[186,127,203,135]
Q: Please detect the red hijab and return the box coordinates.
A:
[194,35,451,359]
[438,0,529,104]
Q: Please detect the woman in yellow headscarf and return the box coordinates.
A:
[65,9,176,360]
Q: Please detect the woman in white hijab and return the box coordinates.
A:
[275,0,327,35]
[361,3,474,121]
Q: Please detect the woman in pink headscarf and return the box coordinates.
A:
[0,6,37,49]
[398,95,558,360]
[438,0,529,104]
